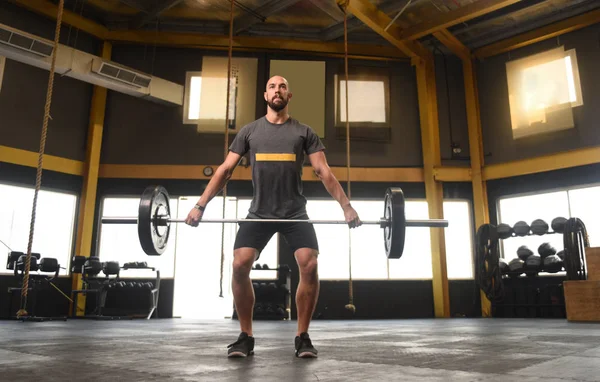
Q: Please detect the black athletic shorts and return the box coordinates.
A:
[233,214,319,259]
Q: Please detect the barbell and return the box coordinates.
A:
[101,185,448,259]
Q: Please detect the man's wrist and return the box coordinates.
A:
[194,204,205,211]
[342,202,352,210]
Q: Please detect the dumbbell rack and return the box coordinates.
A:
[5,251,67,321]
[476,217,589,319]
[232,264,292,321]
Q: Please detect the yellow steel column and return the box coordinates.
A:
[433,29,491,316]
[415,56,450,318]
[463,57,492,317]
[71,41,111,316]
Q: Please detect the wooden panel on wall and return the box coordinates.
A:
[269,59,326,137]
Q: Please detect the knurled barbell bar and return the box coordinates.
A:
[101,185,448,259]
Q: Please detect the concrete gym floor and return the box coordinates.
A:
[1,318,599,381]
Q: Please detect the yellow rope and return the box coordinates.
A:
[17,0,65,319]
[341,1,355,314]
[220,0,235,298]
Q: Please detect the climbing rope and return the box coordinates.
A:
[340,0,355,313]
[17,0,65,319]
[219,0,235,298]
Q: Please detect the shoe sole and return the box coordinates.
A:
[297,352,318,358]
[228,351,253,358]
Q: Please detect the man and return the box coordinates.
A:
[185,75,361,358]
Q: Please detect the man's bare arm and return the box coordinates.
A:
[308,151,350,208]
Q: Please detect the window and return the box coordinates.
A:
[98,196,178,278]
[182,56,258,133]
[505,46,583,139]
[334,73,390,128]
[0,183,77,276]
[306,198,474,280]
[497,184,600,273]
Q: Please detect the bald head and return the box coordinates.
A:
[266,75,289,91]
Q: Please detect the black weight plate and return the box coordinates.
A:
[384,187,406,259]
[138,185,171,256]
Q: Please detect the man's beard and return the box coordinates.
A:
[268,95,288,112]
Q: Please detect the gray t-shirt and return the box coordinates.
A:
[229,116,325,219]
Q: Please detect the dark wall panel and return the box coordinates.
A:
[0,2,98,161]
[0,1,100,55]
[0,60,93,160]
[435,53,471,167]
[476,24,600,165]
[101,46,425,167]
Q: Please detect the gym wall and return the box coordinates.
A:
[101,45,433,168]
[476,23,600,165]
[0,1,97,161]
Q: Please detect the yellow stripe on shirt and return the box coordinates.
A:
[255,153,296,162]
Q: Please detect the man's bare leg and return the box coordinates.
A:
[294,248,319,335]
[232,247,258,335]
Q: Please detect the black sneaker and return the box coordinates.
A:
[227,332,254,357]
[295,332,318,358]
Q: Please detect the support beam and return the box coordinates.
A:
[434,29,491,316]
[474,8,600,58]
[8,0,109,39]
[338,0,431,59]
[483,146,600,180]
[13,0,406,60]
[107,30,407,60]
[71,41,111,317]
[130,0,185,29]
[99,164,426,183]
[400,0,522,41]
[233,0,302,34]
[0,145,84,175]
[433,166,471,182]
[415,58,450,318]
[322,0,413,41]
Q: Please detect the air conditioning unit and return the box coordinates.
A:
[0,24,53,57]
[91,58,152,88]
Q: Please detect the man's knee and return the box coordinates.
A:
[295,248,319,278]
[233,248,258,278]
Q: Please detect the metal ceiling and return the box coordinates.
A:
[58,0,600,51]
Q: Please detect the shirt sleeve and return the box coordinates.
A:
[304,126,326,155]
[229,124,250,156]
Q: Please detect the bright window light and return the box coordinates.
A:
[339,80,386,123]
[0,184,77,276]
[188,76,202,120]
[506,47,583,139]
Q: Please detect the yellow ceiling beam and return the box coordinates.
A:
[432,29,471,61]
[474,8,600,58]
[107,30,407,60]
[400,0,522,41]
[10,0,405,60]
[338,0,431,60]
[8,0,109,39]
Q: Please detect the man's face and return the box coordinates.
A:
[264,76,291,112]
